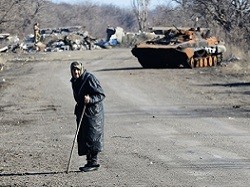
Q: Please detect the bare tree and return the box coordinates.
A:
[0,0,46,37]
[132,0,151,32]
[150,2,192,28]
[171,0,250,49]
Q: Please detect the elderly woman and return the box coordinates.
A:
[70,61,105,172]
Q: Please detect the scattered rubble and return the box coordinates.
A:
[0,25,160,54]
[0,26,116,53]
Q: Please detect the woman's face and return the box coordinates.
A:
[72,68,81,78]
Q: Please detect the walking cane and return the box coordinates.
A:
[66,105,86,173]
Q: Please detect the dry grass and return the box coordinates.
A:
[224,44,249,61]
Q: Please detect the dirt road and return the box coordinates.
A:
[0,49,249,186]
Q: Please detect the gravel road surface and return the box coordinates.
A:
[0,49,249,186]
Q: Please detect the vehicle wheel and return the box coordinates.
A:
[199,59,203,67]
[212,56,217,66]
[189,58,195,68]
[208,56,213,66]
[203,58,208,67]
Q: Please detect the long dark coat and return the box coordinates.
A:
[70,70,105,156]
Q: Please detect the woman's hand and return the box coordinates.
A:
[84,95,90,104]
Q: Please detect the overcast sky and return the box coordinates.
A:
[51,0,170,9]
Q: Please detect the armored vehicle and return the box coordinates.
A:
[131,27,226,68]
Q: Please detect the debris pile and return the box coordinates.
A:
[0,25,161,54]
[96,26,125,49]
[0,33,20,53]
[0,26,125,53]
